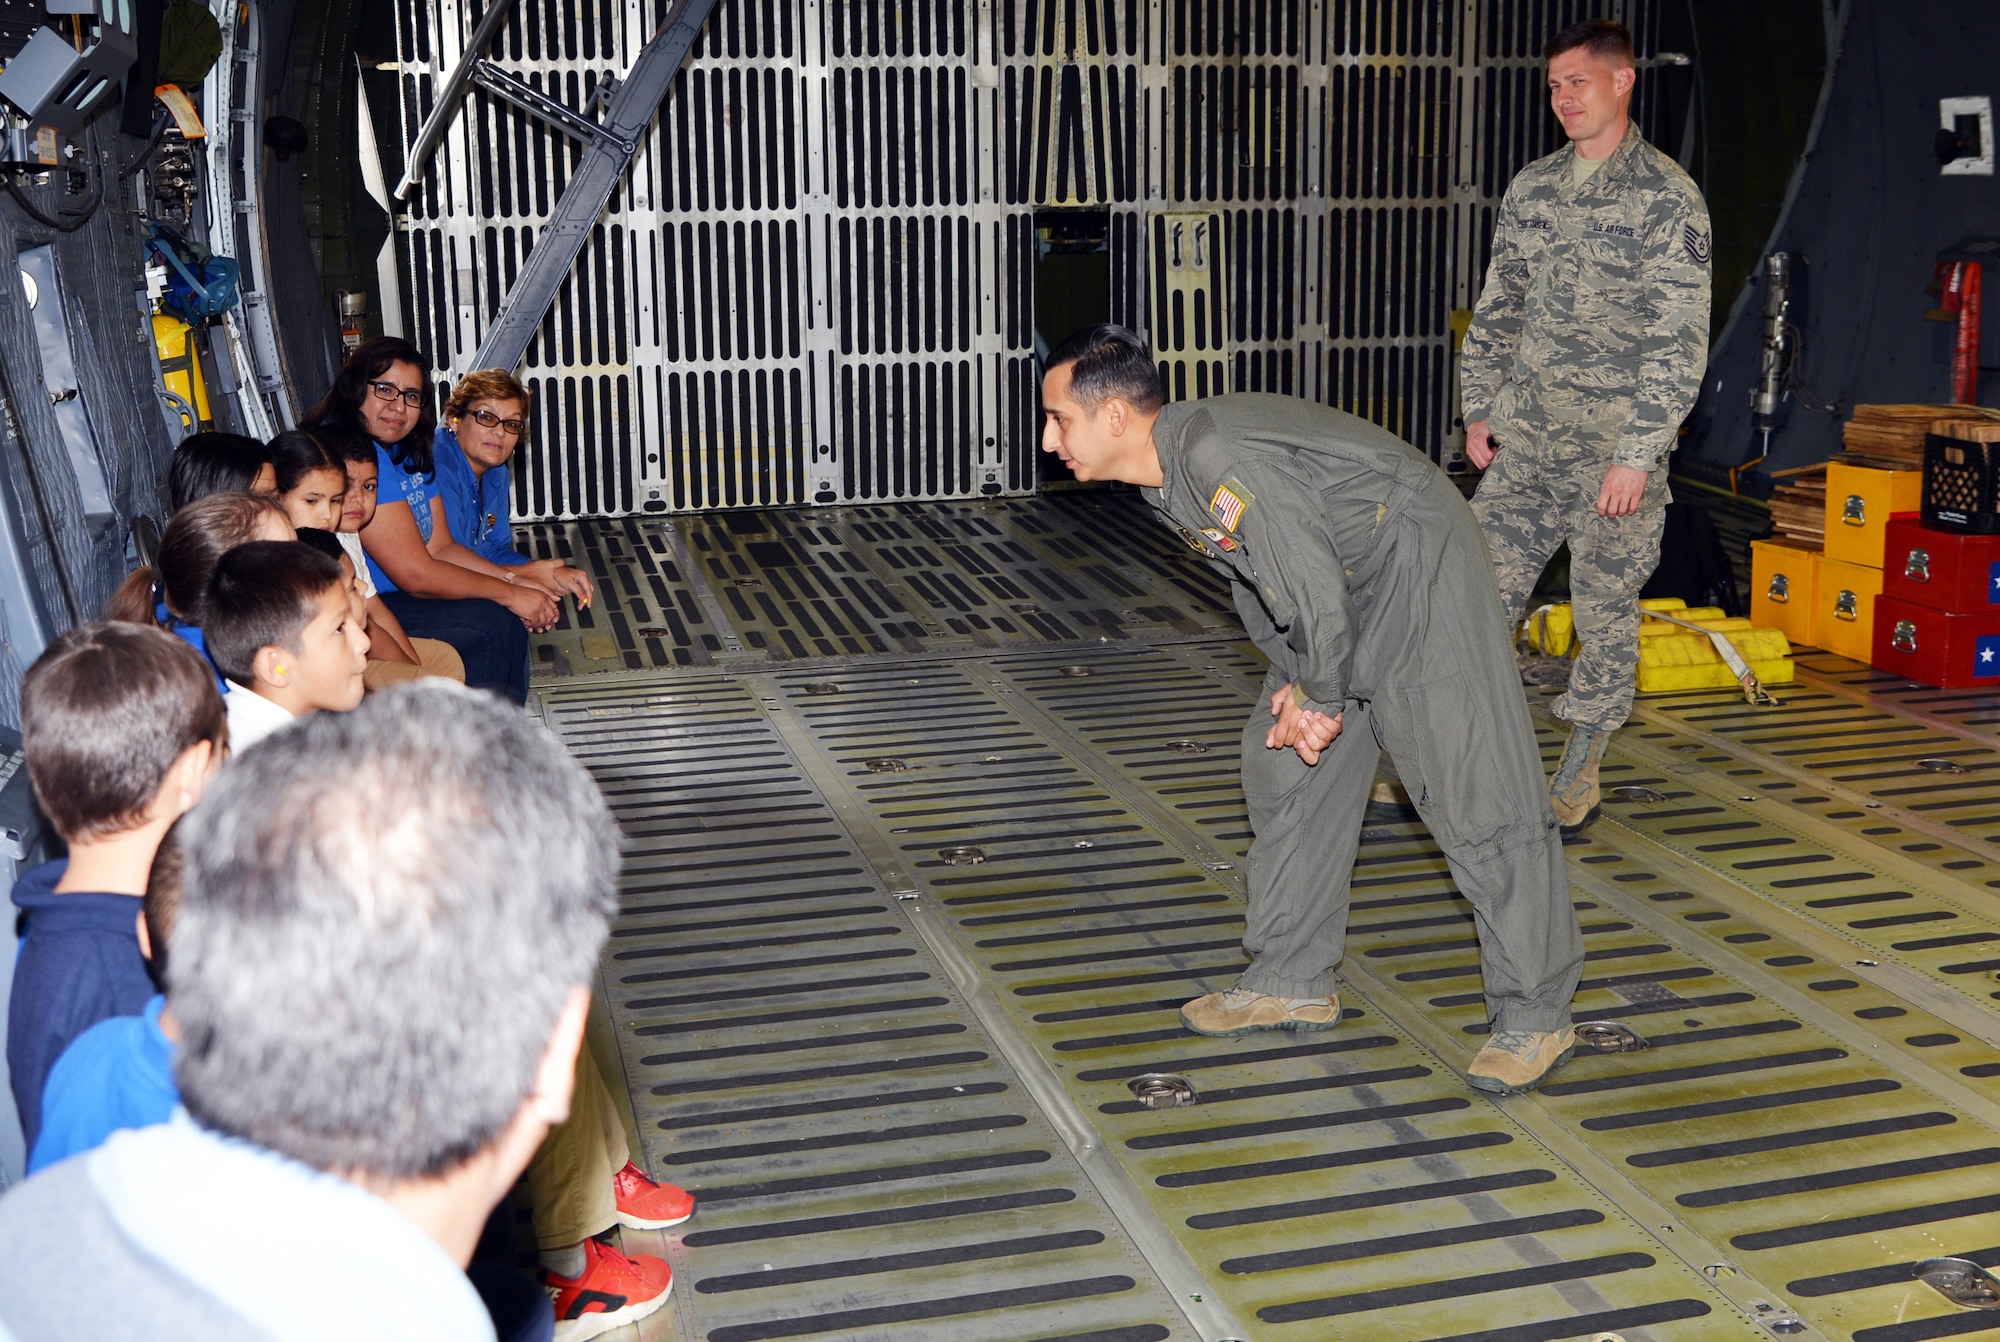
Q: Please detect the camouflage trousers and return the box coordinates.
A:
[1471,431,1669,732]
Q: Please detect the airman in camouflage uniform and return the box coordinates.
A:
[1461,19,1711,831]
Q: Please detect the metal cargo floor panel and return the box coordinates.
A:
[530,499,2000,1342]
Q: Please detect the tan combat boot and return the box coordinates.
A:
[1466,1027,1577,1095]
[1180,988,1341,1037]
[1549,723,1610,835]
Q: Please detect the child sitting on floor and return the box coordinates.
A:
[318,425,465,688]
[29,826,187,1171]
[204,541,369,752]
[5,625,224,1155]
[104,493,293,687]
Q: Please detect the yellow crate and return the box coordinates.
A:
[1750,539,1819,647]
[1816,557,1885,662]
[1523,604,1575,655]
[1637,656,1797,693]
[1824,461,1921,566]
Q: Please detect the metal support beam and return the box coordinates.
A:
[468,61,637,156]
[469,0,717,373]
[391,0,522,203]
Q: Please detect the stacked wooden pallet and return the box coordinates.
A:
[1842,403,2000,462]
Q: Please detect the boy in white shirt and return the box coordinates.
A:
[204,542,369,752]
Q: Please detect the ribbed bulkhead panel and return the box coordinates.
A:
[395,0,1665,518]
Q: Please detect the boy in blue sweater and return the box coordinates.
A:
[29,828,185,1171]
[5,624,225,1153]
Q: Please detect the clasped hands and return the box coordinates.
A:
[1267,682,1343,766]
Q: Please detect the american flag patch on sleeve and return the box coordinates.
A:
[1209,479,1253,531]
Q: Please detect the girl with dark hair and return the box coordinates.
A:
[166,433,274,512]
[309,338,547,704]
[264,431,347,532]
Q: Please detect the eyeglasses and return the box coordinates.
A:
[466,407,527,437]
[367,380,426,408]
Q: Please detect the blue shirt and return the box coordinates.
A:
[6,860,154,1153]
[159,604,228,695]
[432,427,526,568]
[367,443,440,595]
[30,994,176,1173]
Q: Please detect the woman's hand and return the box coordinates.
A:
[498,582,560,632]
[516,558,594,606]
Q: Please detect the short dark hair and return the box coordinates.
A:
[291,526,347,566]
[20,622,226,842]
[265,430,343,496]
[202,541,345,686]
[168,433,270,512]
[303,336,437,475]
[1545,18,1634,65]
[1046,324,1165,414]
[317,422,379,469]
[172,683,618,1179]
[144,822,185,990]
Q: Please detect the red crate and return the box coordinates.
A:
[1882,515,2000,612]
[1873,594,2000,688]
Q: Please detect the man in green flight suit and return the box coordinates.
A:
[1041,325,1584,1095]
[1461,18,1713,832]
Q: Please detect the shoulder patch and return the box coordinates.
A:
[1683,224,1712,265]
[1209,478,1254,532]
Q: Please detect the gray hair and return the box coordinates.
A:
[171,683,618,1179]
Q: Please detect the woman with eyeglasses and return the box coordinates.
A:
[303,337,549,704]
[432,370,594,607]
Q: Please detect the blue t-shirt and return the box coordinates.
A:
[6,859,154,1153]
[432,427,526,568]
[159,605,228,695]
[30,994,176,1172]
[366,443,440,595]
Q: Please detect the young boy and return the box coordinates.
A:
[321,427,465,688]
[204,541,369,753]
[5,624,225,1154]
[29,827,185,1171]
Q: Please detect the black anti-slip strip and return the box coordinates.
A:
[1540,1047,1847,1096]
[1789,1244,2000,1297]
[632,994,951,1036]
[1127,1097,1469,1150]
[638,1022,965,1067]
[658,1081,1009,1131]
[650,1049,990,1096]
[704,1275,1137,1342]
[1629,1111,1955,1167]
[694,1229,1105,1293]
[664,1114,1030,1166]
[1074,1034,1397,1082]
[1415,1299,1711,1342]
[1221,1208,1604,1275]
[1259,1252,1655,1321]
[1581,1077,1900,1130]
[1187,1169,1558,1229]
[620,946,918,985]
[1732,1192,2000,1249]
[680,1188,1077,1248]
[1097,1064,1427,1114]
[1160,1130,1511,1188]
[1680,1148,2000,1208]
[695,1148,1054,1204]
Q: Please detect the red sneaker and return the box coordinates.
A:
[613,1160,696,1230]
[538,1238,672,1342]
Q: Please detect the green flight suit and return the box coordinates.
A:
[1144,394,1583,1033]
[1461,125,1712,731]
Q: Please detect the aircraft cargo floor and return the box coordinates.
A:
[519,491,2000,1342]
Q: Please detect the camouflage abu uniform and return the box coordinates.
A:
[1461,125,1711,730]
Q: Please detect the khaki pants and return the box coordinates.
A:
[527,1047,628,1248]
[362,637,466,691]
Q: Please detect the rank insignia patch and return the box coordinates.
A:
[1209,479,1253,531]
[1683,224,1712,265]
[1200,528,1238,552]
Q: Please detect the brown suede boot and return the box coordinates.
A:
[1179,988,1341,1037]
[1549,724,1610,835]
[1467,1027,1578,1095]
